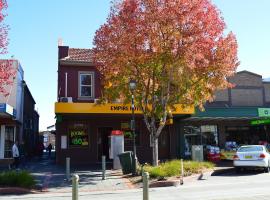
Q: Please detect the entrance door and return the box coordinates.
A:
[98,127,112,161]
[158,130,170,160]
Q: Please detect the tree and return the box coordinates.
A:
[93,0,239,166]
[0,0,13,96]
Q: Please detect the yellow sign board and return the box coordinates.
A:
[55,102,194,115]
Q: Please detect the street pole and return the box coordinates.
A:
[72,174,79,200]
[66,157,70,181]
[131,92,137,176]
[102,155,106,180]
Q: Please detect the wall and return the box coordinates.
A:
[212,71,269,107]
[58,65,101,102]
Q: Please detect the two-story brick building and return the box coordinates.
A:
[178,71,270,158]
[55,45,194,165]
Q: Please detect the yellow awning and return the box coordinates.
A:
[55,102,194,115]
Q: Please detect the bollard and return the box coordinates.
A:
[102,155,106,180]
[180,159,184,185]
[66,157,70,180]
[72,174,79,200]
[143,172,149,200]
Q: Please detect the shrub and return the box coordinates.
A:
[0,170,36,188]
[143,160,215,179]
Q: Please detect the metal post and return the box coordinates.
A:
[102,155,106,180]
[66,157,70,180]
[72,174,79,200]
[143,172,149,200]
[180,159,184,185]
[131,93,137,175]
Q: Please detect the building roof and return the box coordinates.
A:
[237,70,262,78]
[61,48,93,63]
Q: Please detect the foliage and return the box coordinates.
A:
[0,0,13,96]
[0,170,36,188]
[143,160,215,179]
[93,0,239,165]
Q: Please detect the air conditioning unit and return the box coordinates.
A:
[60,97,73,103]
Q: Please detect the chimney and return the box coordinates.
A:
[58,38,63,46]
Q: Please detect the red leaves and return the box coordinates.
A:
[93,0,238,107]
[0,0,11,96]
[0,60,15,96]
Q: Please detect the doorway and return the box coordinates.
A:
[97,127,112,161]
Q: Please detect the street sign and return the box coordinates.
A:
[258,108,270,117]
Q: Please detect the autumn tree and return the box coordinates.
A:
[93,0,238,166]
[0,0,12,96]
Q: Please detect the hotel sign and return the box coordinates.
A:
[55,102,194,115]
[258,108,270,117]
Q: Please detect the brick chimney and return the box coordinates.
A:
[58,38,69,59]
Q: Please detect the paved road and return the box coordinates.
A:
[2,169,270,200]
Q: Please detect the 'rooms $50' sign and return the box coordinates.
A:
[69,130,89,146]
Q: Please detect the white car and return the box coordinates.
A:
[233,145,270,173]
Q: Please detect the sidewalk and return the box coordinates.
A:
[22,153,134,193]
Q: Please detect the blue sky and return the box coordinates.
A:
[2,0,270,130]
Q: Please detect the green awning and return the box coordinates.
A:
[194,107,258,118]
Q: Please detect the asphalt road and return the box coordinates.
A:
[2,169,270,200]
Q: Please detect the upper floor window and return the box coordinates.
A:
[79,72,94,98]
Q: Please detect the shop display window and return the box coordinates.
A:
[183,125,218,157]
[4,126,15,158]
[121,122,140,146]
[225,125,269,146]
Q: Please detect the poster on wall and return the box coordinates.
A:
[61,136,67,149]
[69,129,89,147]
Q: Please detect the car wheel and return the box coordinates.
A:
[265,162,270,173]
[235,167,241,173]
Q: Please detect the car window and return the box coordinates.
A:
[238,146,263,152]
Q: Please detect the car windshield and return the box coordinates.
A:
[238,146,263,152]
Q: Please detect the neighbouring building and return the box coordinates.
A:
[22,83,39,157]
[55,45,194,165]
[40,125,56,149]
[179,71,270,159]
[0,59,39,159]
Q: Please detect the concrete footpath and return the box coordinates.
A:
[1,153,134,194]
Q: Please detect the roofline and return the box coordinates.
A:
[237,70,262,78]
[23,81,36,104]
[59,60,95,66]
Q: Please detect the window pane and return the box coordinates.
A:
[238,146,263,152]
[5,126,14,158]
[80,74,92,85]
[81,86,92,97]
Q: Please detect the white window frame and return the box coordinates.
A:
[78,71,95,99]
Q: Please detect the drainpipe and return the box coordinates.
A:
[65,72,68,98]
[20,81,26,143]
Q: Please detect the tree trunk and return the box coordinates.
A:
[152,136,159,166]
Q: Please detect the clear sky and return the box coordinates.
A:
[2,0,270,131]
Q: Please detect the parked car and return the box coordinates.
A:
[233,145,270,173]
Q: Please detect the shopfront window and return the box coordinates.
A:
[121,122,140,146]
[225,126,269,147]
[183,125,218,157]
[5,126,15,158]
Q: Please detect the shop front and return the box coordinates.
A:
[55,102,194,165]
[179,107,270,161]
[0,103,18,159]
